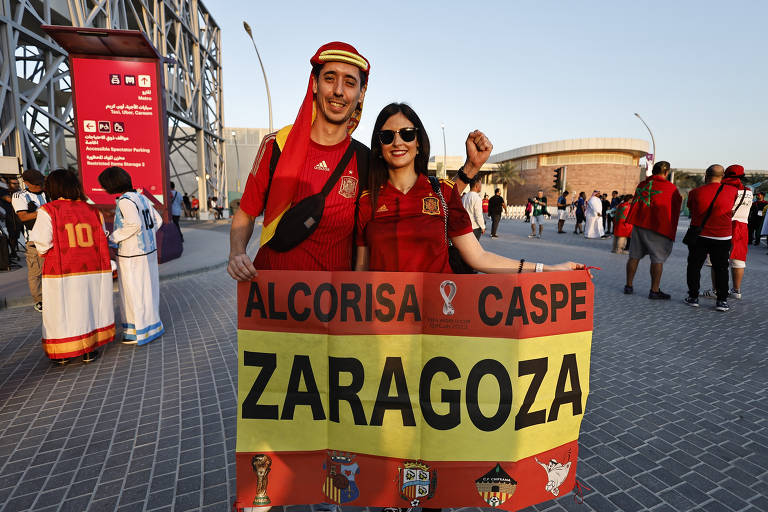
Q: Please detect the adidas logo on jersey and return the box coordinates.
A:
[314,161,330,171]
[377,204,388,212]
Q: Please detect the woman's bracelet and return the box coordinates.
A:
[535,262,544,273]
[517,258,525,273]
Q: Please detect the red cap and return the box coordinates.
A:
[725,164,745,177]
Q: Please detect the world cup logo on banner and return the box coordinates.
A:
[440,280,457,315]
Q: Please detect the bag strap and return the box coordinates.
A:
[428,176,449,244]
[699,182,725,228]
[732,188,747,215]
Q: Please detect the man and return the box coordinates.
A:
[556,190,569,233]
[700,165,752,300]
[606,190,620,234]
[601,193,610,233]
[12,169,48,311]
[748,191,766,245]
[182,192,191,218]
[584,191,604,239]
[624,161,682,299]
[487,188,506,238]
[684,165,738,311]
[0,188,22,263]
[169,181,184,241]
[528,189,548,238]
[462,178,485,240]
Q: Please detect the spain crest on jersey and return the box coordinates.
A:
[338,175,358,199]
[422,196,440,215]
[475,463,517,507]
[322,452,360,504]
[398,461,436,506]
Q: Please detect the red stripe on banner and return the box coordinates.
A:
[235,440,579,511]
[237,271,593,339]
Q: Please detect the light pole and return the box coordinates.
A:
[232,130,242,192]
[243,21,273,132]
[634,112,655,176]
[440,123,447,178]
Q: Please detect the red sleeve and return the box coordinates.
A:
[444,180,473,238]
[356,191,372,246]
[239,133,277,217]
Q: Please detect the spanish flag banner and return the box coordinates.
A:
[236,271,593,510]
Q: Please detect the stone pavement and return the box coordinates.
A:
[1,216,766,512]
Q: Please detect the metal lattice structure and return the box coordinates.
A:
[0,0,225,207]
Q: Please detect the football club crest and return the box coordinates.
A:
[398,461,437,506]
[338,175,358,199]
[475,463,517,507]
[322,452,360,504]
[422,196,440,215]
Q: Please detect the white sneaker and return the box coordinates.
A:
[699,289,717,299]
[729,288,742,299]
[528,234,536,238]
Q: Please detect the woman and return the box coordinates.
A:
[355,103,583,274]
[29,169,114,364]
[98,166,164,345]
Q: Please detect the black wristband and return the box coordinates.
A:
[456,166,470,183]
[518,258,525,273]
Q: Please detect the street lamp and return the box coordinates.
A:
[243,21,273,132]
[232,130,242,192]
[634,112,656,176]
[440,123,447,179]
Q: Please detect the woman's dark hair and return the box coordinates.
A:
[98,166,133,194]
[368,103,430,210]
[45,168,87,201]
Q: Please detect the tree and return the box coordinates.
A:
[673,171,703,191]
[491,161,525,198]
[743,173,768,194]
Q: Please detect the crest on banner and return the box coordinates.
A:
[322,452,360,504]
[398,461,437,506]
[475,463,517,507]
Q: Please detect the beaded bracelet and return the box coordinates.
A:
[517,258,525,273]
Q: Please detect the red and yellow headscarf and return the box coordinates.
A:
[260,42,370,246]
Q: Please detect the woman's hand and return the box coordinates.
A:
[463,130,493,177]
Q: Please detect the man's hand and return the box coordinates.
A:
[463,130,493,178]
[228,252,258,281]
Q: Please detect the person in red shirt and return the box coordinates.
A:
[624,161,683,299]
[355,103,584,274]
[684,164,739,311]
[611,194,633,254]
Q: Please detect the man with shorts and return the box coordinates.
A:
[528,189,548,238]
[556,190,569,233]
[624,161,682,299]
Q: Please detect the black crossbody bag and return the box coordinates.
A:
[428,177,476,274]
[683,182,725,246]
[266,140,366,253]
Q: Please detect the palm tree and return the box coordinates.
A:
[491,161,525,198]
[673,171,703,192]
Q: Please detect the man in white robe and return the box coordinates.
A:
[584,191,605,239]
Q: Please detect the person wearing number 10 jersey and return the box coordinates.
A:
[29,169,115,364]
[99,166,164,345]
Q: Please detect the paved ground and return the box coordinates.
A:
[1,217,767,512]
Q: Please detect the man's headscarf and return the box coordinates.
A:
[260,42,370,246]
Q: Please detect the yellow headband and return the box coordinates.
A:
[318,49,369,71]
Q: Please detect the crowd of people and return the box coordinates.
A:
[1,166,165,364]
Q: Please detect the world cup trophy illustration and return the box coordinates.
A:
[251,454,273,505]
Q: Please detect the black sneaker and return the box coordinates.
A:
[82,350,99,363]
[623,285,633,295]
[648,290,671,300]
[715,300,729,312]
[683,296,699,307]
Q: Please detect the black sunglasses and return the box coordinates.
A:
[377,127,418,145]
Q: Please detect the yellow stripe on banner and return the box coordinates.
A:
[237,329,592,462]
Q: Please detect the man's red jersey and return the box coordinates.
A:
[356,175,472,273]
[240,134,363,270]
[688,182,738,238]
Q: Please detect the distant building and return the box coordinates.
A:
[489,138,649,204]
[224,127,272,204]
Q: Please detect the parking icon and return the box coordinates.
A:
[98,121,111,133]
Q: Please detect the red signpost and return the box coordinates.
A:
[43,26,182,261]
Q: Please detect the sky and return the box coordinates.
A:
[207,0,767,170]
